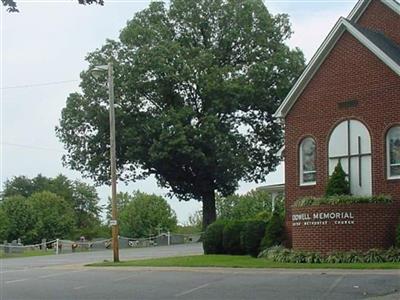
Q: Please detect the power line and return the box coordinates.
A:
[1,142,64,153]
[1,79,79,90]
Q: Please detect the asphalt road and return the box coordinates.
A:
[1,244,400,300]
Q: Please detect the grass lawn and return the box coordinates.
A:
[87,255,400,269]
[0,250,55,259]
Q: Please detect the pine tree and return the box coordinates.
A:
[325,162,350,196]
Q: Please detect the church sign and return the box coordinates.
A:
[292,211,355,227]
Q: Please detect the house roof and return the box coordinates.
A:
[256,183,285,193]
[275,0,400,119]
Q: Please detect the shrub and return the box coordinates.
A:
[274,248,292,263]
[363,249,385,263]
[222,221,246,255]
[293,194,392,207]
[254,211,271,221]
[258,247,399,264]
[203,221,226,254]
[396,220,400,248]
[384,247,400,263]
[241,220,267,257]
[260,213,284,249]
[325,162,350,196]
[289,251,307,263]
[305,252,323,264]
[257,245,285,259]
[344,250,364,263]
[326,251,347,263]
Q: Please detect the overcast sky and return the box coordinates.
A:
[0,0,357,223]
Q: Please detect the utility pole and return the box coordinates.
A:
[91,62,120,263]
[108,62,119,263]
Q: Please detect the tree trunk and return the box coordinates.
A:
[202,190,216,230]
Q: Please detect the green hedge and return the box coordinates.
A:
[203,221,226,254]
[260,213,284,249]
[223,221,246,255]
[203,218,272,256]
[241,220,267,257]
[258,246,400,263]
[293,194,392,208]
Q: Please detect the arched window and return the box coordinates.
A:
[328,119,371,196]
[387,126,400,179]
[300,137,316,185]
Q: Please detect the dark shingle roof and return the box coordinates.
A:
[353,23,400,66]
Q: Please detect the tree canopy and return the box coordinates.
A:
[216,189,284,221]
[2,174,102,239]
[118,191,177,237]
[29,191,76,242]
[1,195,37,243]
[56,0,305,228]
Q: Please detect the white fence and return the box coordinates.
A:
[0,232,203,255]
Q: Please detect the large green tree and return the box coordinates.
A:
[119,192,177,237]
[56,0,305,228]
[29,191,76,241]
[2,195,36,243]
[105,192,132,224]
[2,175,102,237]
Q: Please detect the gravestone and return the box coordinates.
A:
[12,240,23,254]
[3,240,10,254]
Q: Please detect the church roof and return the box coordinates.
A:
[354,24,400,66]
[275,0,400,119]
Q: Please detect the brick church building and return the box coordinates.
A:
[274,0,400,252]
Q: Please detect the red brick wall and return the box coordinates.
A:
[291,204,397,253]
[356,0,400,45]
[284,32,400,247]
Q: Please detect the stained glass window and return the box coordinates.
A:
[300,137,316,184]
[387,126,400,178]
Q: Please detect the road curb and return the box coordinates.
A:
[82,266,400,275]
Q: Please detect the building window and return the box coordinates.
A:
[387,126,400,179]
[300,137,316,185]
[328,119,371,196]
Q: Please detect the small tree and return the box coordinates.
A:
[119,192,177,237]
[325,162,350,196]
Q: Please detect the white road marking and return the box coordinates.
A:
[324,275,344,297]
[5,278,29,284]
[73,285,87,290]
[175,283,210,297]
[113,274,139,282]
[39,270,87,279]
